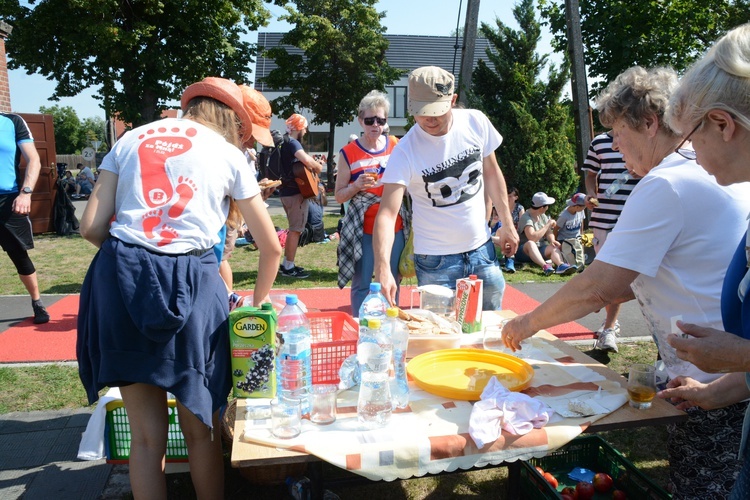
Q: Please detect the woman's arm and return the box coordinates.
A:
[236,195,282,307]
[334,155,373,203]
[79,170,118,247]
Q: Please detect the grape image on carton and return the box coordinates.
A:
[230,304,278,398]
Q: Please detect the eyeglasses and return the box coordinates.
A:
[363,116,387,126]
[674,121,701,160]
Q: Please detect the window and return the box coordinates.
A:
[386,86,408,118]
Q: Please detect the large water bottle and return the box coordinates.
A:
[357,318,393,428]
[276,294,312,415]
[603,171,632,198]
[359,282,389,324]
[387,307,410,409]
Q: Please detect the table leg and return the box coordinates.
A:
[308,460,325,499]
[507,461,521,499]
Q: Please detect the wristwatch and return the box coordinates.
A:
[21,187,32,194]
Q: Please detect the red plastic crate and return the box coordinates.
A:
[307,311,358,384]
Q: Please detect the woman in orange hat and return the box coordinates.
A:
[76,77,281,499]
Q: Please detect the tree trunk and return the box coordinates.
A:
[326,120,336,191]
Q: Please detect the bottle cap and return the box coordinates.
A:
[285,294,298,305]
[368,318,381,329]
[469,274,477,280]
[261,302,274,311]
[386,307,399,318]
[369,282,382,292]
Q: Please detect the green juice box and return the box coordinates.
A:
[229,303,278,398]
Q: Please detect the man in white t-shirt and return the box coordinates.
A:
[373,66,519,310]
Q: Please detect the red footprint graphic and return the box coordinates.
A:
[157,224,179,247]
[141,209,163,239]
[137,126,197,208]
[168,176,198,218]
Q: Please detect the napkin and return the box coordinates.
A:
[469,377,552,447]
[77,387,122,460]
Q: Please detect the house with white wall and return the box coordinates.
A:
[254,32,494,161]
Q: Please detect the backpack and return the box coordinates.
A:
[257,130,287,181]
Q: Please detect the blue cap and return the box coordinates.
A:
[285,294,298,305]
[369,283,381,292]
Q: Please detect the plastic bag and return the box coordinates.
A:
[398,229,416,278]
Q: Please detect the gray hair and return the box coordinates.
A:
[358,90,391,118]
[666,23,750,133]
[596,66,679,135]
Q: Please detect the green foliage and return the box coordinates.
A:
[539,0,750,99]
[262,0,404,175]
[39,105,82,154]
[6,0,273,126]
[471,0,578,211]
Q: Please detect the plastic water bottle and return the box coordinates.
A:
[276,294,312,415]
[285,476,311,500]
[359,282,389,325]
[357,318,393,428]
[603,171,632,198]
[387,307,410,409]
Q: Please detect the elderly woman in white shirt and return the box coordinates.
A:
[501,65,750,499]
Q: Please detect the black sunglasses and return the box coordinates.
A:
[363,116,387,126]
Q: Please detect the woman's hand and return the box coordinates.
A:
[501,314,536,351]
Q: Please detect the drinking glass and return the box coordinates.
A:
[627,363,657,409]
[270,396,302,439]
[310,384,337,425]
[483,320,511,352]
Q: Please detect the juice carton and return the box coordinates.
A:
[455,274,483,333]
[229,303,278,398]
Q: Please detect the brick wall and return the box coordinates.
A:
[0,22,12,113]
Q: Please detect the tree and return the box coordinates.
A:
[539,0,750,97]
[470,0,578,211]
[262,0,403,187]
[38,105,82,154]
[81,117,108,151]
[5,0,273,126]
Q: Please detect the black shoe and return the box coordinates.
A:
[279,266,310,279]
[32,301,50,324]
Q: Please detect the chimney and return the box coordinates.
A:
[0,21,12,113]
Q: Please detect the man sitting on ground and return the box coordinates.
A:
[514,192,575,276]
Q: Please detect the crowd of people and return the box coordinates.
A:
[7,20,750,500]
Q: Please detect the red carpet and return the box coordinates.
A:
[0,286,593,364]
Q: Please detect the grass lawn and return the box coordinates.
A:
[0,211,670,498]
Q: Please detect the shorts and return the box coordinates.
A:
[0,193,34,251]
[281,193,309,233]
[514,241,549,263]
[222,226,238,261]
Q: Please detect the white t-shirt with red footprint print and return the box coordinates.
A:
[100,118,260,254]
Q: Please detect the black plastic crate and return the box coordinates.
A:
[520,435,670,499]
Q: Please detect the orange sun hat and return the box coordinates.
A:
[285,113,308,132]
[238,85,274,148]
[181,77,254,143]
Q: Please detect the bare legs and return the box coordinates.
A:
[120,384,224,500]
[18,272,41,301]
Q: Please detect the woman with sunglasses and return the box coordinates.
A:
[335,90,409,315]
[656,23,750,500]
[501,65,750,499]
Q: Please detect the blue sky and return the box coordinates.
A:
[8,0,557,119]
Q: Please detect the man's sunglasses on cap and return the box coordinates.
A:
[363,116,387,126]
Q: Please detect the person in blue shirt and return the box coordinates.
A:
[0,113,49,323]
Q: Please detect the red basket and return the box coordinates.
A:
[307,311,358,384]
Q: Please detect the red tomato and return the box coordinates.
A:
[612,489,627,500]
[543,471,558,488]
[535,466,545,475]
[576,481,595,500]
[593,472,614,493]
[561,486,577,498]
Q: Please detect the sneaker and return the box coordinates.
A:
[543,264,554,276]
[503,257,516,274]
[32,301,50,324]
[597,320,621,336]
[555,263,576,275]
[279,265,310,279]
[595,328,619,352]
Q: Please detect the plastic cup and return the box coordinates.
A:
[270,396,302,439]
[483,320,511,352]
[627,363,657,410]
[310,384,337,425]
